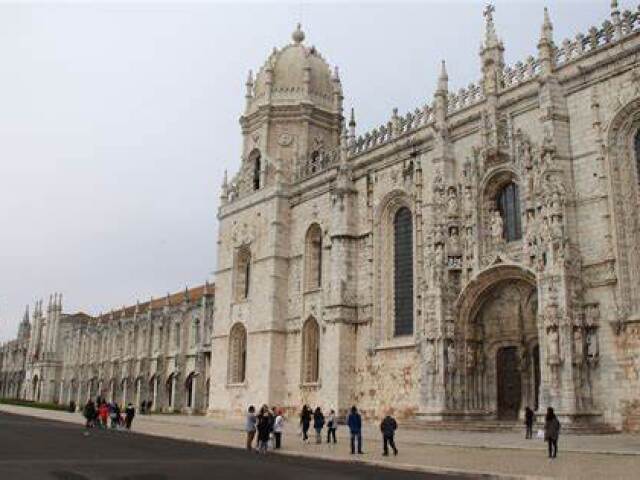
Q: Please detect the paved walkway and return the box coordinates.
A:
[1,404,639,480]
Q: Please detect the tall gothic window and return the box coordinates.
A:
[250,149,261,190]
[235,247,251,301]
[635,130,640,183]
[305,224,322,290]
[228,323,247,384]
[301,317,320,383]
[497,182,522,242]
[394,207,414,337]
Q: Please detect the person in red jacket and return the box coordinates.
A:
[98,402,109,429]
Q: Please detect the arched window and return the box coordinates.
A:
[301,318,320,383]
[304,224,322,290]
[497,182,522,242]
[394,207,414,336]
[235,247,251,301]
[250,149,261,190]
[228,323,247,384]
[635,130,640,182]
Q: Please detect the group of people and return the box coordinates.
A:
[82,397,136,434]
[244,405,285,453]
[525,405,562,458]
[245,404,400,457]
[245,403,562,460]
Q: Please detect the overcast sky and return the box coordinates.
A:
[0,0,631,341]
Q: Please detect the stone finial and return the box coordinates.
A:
[483,3,500,48]
[332,66,341,82]
[437,60,449,93]
[245,70,253,98]
[292,23,305,44]
[23,305,29,323]
[58,293,63,310]
[541,7,554,43]
[184,285,190,303]
[204,280,209,295]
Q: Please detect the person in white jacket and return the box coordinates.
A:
[273,409,285,449]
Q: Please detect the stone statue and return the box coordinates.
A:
[425,340,436,373]
[447,342,457,371]
[465,343,476,370]
[586,329,598,359]
[447,228,462,257]
[463,188,474,217]
[547,328,560,363]
[447,189,459,217]
[574,327,584,362]
[490,210,504,243]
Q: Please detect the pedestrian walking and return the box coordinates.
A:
[313,407,325,444]
[125,403,135,430]
[110,402,120,429]
[257,405,271,454]
[300,404,311,443]
[83,399,96,435]
[380,412,398,456]
[326,409,337,444]
[544,407,561,459]
[245,405,257,451]
[525,406,534,439]
[98,402,109,428]
[347,405,363,454]
[273,409,285,449]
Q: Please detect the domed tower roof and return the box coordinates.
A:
[247,24,342,114]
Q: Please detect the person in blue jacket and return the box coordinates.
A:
[346,405,363,454]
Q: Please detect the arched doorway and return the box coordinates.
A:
[185,372,197,410]
[456,265,540,420]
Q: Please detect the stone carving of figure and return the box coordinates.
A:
[490,210,503,243]
[586,329,598,359]
[447,342,457,372]
[465,343,476,370]
[447,228,462,257]
[547,328,560,363]
[463,188,474,217]
[447,189,459,217]
[574,327,584,363]
[425,340,436,373]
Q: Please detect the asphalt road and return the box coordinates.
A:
[0,412,463,480]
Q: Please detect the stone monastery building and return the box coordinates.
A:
[2,2,640,431]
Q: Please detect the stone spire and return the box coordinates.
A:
[538,7,556,77]
[244,70,254,111]
[437,60,448,94]
[480,4,504,96]
[482,3,501,50]
[541,7,553,44]
[23,304,30,323]
[348,107,356,144]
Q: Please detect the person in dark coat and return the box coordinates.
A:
[83,400,96,432]
[544,407,561,458]
[313,407,325,444]
[256,405,271,454]
[380,413,398,456]
[347,405,363,454]
[124,403,135,430]
[524,406,535,439]
[300,405,312,442]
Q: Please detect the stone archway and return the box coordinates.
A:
[456,264,540,420]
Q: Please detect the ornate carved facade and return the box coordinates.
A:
[211,3,640,431]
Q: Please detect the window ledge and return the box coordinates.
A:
[375,338,416,352]
[303,287,322,295]
[300,381,322,390]
[226,381,247,389]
